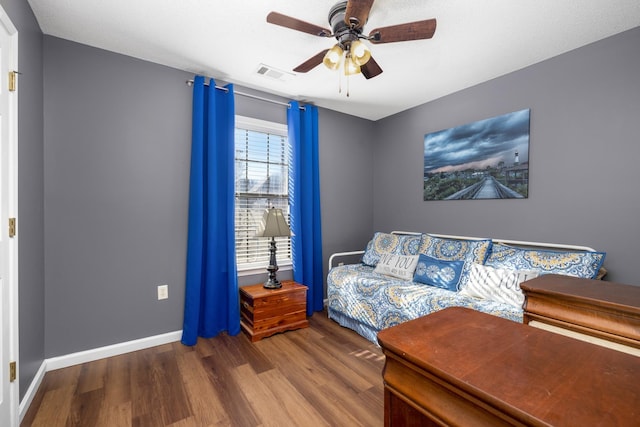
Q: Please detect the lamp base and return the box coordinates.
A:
[263,237,282,289]
[263,278,282,289]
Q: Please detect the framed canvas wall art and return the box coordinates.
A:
[423,109,530,201]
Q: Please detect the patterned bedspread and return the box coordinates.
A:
[327,264,523,344]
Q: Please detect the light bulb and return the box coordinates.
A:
[344,54,361,76]
[323,44,343,70]
[350,40,371,66]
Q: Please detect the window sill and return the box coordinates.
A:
[238,263,293,277]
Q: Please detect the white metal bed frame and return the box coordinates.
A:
[328,231,597,270]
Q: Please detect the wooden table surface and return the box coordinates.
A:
[378,307,640,426]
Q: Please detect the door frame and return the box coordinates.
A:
[0,5,19,426]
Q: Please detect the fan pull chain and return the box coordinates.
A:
[346,74,350,97]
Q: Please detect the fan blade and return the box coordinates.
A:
[369,19,437,44]
[293,50,329,73]
[267,12,331,37]
[360,56,383,79]
[344,0,375,29]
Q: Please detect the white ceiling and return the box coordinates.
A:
[28,0,640,121]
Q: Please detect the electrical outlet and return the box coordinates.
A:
[157,284,168,300]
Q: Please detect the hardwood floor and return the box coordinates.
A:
[21,312,385,426]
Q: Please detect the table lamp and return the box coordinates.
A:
[256,207,291,289]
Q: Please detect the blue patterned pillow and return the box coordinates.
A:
[413,254,464,291]
[418,235,492,264]
[362,232,421,267]
[418,235,493,289]
[485,243,606,279]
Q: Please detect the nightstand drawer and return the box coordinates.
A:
[241,289,306,323]
[239,281,309,342]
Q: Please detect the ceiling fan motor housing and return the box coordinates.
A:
[329,1,362,50]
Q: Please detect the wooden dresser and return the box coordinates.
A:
[377,307,640,426]
[239,281,308,342]
[521,274,640,355]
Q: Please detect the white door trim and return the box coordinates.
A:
[0,5,19,427]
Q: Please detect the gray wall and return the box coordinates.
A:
[0,0,45,400]
[318,108,376,279]
[42,36,374,356]
[43,37,193,357]
[372,26,640,284]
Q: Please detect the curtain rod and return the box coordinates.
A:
[186,79,303,109]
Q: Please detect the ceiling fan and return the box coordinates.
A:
[266,0,437,80]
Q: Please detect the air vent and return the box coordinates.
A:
[255,64,295,82]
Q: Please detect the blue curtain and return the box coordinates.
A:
[288,101,324,315]
[182,76,239,346]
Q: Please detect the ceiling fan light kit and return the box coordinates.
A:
[267,0,437,92]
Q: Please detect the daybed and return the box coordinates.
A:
[326,232,606,344]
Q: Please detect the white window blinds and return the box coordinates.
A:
[235,116,291,271]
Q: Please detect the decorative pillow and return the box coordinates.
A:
[362,232,421,267]
[460,263,539,308]
[373,254,419,281]
[413,254,465,292]
[485,243,606,279]
[418,235,492,264]
[418,235,493,289]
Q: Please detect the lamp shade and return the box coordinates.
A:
[256,208,291,238]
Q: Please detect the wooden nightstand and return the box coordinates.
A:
[239,281,309,342]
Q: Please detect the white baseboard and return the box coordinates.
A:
[45,330,182,371]
[18,330,182,422]
[18,360,46,424]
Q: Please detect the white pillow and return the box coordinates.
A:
[460,263,539,308]
[373,253,419,281]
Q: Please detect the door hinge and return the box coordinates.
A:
[8,217,16,238]
[8,70,19,92]
[9,361,16,382]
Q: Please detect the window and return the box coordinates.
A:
[235,116,291,272]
